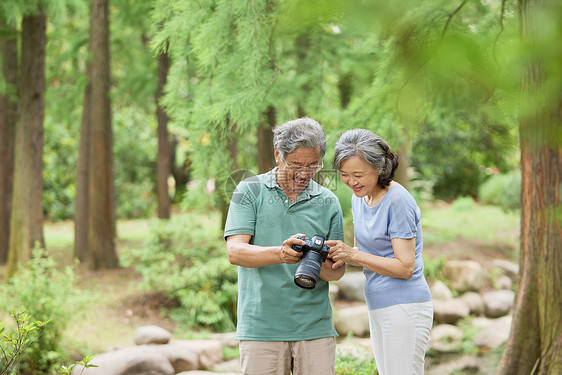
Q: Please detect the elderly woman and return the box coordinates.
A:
[326,129,433,375]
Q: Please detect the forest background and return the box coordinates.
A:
[0,0,560,374]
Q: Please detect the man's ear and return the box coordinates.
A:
[274,148,281,164]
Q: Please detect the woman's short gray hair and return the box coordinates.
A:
[273,117,327,161]
[333,129,399,189]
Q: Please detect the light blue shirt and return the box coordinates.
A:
[352,183,431,310]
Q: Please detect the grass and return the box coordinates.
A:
[421,198,520,261]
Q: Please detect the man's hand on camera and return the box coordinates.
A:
[279,234,306,264]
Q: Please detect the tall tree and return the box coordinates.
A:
[86,0,118,269]
[0,20,18,264]
[257,106,276,173]
[74,62,92,262]
[495,1,562,373]
[155,46,171,219]
[6,8,46,277]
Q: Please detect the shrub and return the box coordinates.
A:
[451,196,477,211]
[478,171,521,211]
[335,335,378,375]
[1,308,48,375]
[423,255,445,282]
[0,246,96,374]
[121,213,238,332]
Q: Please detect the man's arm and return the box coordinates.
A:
[226,234,304,268]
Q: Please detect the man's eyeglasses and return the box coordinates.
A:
[283,160,324,172]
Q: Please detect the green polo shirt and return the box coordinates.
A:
[224,168,344,341]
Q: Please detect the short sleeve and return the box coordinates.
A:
[387,190,418,239]
[224,180,258,240]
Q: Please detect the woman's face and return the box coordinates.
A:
[339,156,379,197]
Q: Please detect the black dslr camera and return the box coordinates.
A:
[291,235,330,289]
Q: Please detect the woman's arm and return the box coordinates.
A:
[326,238,415,280]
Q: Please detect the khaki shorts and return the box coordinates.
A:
[239,337,336,375]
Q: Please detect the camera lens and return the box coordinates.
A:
[294,275,316,289]
[294,251,324,289]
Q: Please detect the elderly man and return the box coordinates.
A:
[224,117,345,375]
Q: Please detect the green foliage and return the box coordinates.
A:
[422,199,519,257]
[478,170,521,211]
[113,109,158,219]
[335,355,378,375]
[422,254,445,282]
[0,247,96,374]
[335,338,378,375]
[121,213,238,332]
[1,308,48,375]
[44,116,79,221]
[57,355,98,375]
[451,196,477,211]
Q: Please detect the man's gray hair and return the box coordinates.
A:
[273,117,327,160]
[333,129,399,189]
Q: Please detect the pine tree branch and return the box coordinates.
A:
[441,0,467,38]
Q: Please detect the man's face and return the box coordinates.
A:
[275,147,322,195]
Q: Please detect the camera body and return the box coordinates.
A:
[291,235,330,289]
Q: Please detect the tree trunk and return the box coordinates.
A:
[156,48,171,219]
[170,135,191,202]
[0,21,18,264]
[87,0,118,269]
[495,1,562,373]
[220,117,238,229]
[74,63,92,262]
[6,10,46,277]
[394,139,410,191]
[257,105,276,173]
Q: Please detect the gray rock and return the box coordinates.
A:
[491,259,519,280]
[430,280,453,300]
[482,290,515,318]
[176,372,239,375]
[152,344,199,372]
[459,292,485,316]
[474,315,512,349]
[212,358,242,373]
[335,337,373,362]
[71,346,175,375]
[429,324,463,353]
[432,298,470,324]
[334,304,370,337]
[441,260,484,292]
[495,275,513,290]
[134,325,172,345]
[425,354,485,375]
[173,339,223,368]
[210,332,238,348]
[335,271,366,302]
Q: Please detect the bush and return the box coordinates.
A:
[478,171,521,211]
[335,335,378,375]
[451,196,477,211]
[121,213,238,332]
[1,308,48,375]
[423,255,445,282]
[0,246,96,374]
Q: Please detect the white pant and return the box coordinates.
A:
[368,301,433,375]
